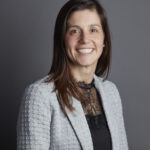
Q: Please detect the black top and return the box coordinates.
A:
[85,90,112,150]
[76,79,112,150]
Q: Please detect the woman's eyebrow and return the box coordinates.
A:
[67,24,81,29]
[89,24,102,28]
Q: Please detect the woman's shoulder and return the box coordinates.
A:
[94,74,118,91]
[95,75,122,100]
[25,75,55,94]
[21,75,56,106]
[95,75,123,106]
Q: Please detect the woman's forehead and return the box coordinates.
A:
[67,9,102,28]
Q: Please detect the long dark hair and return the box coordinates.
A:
[45,0,112,116]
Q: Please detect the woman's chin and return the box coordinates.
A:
[77,61,96,68]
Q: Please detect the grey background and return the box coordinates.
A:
[1,0,150,149]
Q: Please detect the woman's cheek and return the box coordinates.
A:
[65,36,77,49]
[93,36,104,47]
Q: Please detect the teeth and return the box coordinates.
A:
[78,49,93,53]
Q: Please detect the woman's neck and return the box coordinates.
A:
[70,65,95,84]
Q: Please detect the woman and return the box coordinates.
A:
[17,0,129,149]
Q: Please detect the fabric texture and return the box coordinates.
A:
[76,79,103,116]
[17,74,129,150]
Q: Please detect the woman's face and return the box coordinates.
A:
[65,9,105,69]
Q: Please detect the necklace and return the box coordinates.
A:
[76,78,95,90]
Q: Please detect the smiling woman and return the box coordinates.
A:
[65,9,105,70]
[17,0,129,150]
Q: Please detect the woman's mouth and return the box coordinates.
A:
[76,48,94,54]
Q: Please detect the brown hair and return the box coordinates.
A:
[45,0,112,116]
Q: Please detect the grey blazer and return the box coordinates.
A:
[17,74,129,150]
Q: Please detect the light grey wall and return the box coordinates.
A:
[1,0,150,149]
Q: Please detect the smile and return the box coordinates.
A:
[76,48,94,54]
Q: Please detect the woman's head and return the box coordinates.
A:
[50,0,111,78]
[65,8,105,71]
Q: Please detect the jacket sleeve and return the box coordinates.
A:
[113,83,129,150]
[17,84,51,150]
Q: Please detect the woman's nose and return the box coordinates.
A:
[79,32,90,44]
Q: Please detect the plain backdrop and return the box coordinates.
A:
[1,0,150,149]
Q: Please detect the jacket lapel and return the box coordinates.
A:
[65,96,94,150]
[93,74,120,150]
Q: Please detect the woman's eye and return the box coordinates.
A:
[91,29,97,32]
[70,29,79,34]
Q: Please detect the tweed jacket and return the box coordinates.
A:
[17,74,129,150]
